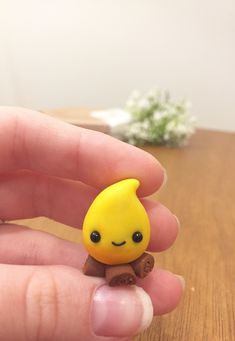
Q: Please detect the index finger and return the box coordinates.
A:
[0,107,165,196]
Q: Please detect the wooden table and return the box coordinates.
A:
[44,107,110,134]
[18,128,235,340]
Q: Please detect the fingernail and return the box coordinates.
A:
[173,215,180,229]
[159,169,168,191]
[91,285,153,337]
[163,169,168,186]
[175,275,185,290]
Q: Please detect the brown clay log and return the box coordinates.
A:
[105,264,136,286]
[130,252,155,278]
[83,255,106,277]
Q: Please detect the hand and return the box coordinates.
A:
[0,107,184,341]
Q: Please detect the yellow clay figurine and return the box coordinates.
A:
[82,179,155,286]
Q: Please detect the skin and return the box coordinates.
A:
[0,107,184,341]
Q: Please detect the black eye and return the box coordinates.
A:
[90,231,101,243]
[132,231,143,243]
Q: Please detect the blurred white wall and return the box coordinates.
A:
[0,0,234,131]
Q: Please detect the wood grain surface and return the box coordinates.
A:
[16,129,235,341]
[44,107,110,134]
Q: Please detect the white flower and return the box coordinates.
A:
[142,120,150,129]
[175,124,188,135]
[123,88,195,146]
[189,115,197,125]
[153,110,168,120]
[164,132,170,140]
[164,104,177,116]
[126,99,136,109]
[165,121,176,132]
[147,88,160,100]
[137,98,150,110]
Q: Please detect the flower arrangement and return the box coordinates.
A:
[121,89,196,147]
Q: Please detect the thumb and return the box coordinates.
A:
[0,264,153,341]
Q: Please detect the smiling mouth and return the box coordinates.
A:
[112,241,126,247]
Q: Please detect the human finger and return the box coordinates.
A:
[141,198,180,252]
[0,171,98,229]
[0,223,176,269]
[137,268,185,315]
[0,263,153,340]
[0,172,178,252]
[0,107,165,196]
[0,224,184,316]
[0,224,88,269]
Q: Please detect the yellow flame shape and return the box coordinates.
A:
[82,179,150,265]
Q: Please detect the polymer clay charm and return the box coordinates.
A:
[82,179,155,286]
